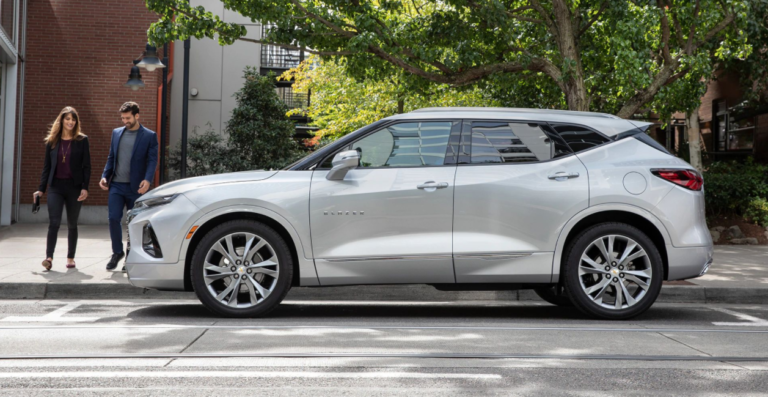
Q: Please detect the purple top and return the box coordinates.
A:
[54,140,73,180]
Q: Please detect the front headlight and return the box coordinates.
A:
[127,194,179,223]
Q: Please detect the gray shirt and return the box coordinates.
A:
[113,128,138,183]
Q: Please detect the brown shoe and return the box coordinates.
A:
[66,261,76,269]
[41,259,52,271]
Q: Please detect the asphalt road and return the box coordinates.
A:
[0,299,767,396]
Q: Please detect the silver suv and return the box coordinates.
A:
[126,108,713,320]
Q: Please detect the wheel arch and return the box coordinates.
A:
[552,205,671,283]
[182,208,312,292]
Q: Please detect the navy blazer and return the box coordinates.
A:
[101,125,159,193]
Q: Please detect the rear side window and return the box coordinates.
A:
[552,124,610,153]
[470,122,560,164]
[633,131,671,154]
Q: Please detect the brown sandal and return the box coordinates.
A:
[41,259,52,271]
[66,261,76,269]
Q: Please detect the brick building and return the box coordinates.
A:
[6,0,164,225]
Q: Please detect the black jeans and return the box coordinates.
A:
[46,178,83,259]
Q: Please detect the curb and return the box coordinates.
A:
[1,283,767,304]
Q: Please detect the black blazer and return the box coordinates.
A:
[38,136,92,193]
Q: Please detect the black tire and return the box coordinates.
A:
[563,222,663,320]
[191,220,293,318]
[533,284,573,307]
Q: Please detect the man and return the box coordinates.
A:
[100,102,158,271]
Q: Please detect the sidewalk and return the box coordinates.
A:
[1,224,767,303]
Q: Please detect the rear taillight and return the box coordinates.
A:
[651,169,703,191]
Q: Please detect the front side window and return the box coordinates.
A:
[348,122,453,168]
[470,122,559,164]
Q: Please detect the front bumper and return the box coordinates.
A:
[666,244,714,280]
[126,260,186,290]
[125,194,199,291]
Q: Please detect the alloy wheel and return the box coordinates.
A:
[577,234,652,310]
[203,232,280,309]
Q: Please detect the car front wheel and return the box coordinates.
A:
[563,223,663,320]
[191,220,293,318]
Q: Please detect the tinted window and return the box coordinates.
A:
[634,132,671,154]
[470,122,556,164]
[552,124,610,153]
[337,122,453,168]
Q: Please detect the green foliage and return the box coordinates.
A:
[167,69,303,177]
[226,68,304,171]
[168,125,230,178]
[703,158,768,216]
[722,0,768,106]
[281,56,499,140]
[744,197,768,228]
[145,0,751,119]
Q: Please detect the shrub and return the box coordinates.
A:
[226,68,304,171]
[168,125,230,178]
[745,197,768,227]
[703,158,768,216]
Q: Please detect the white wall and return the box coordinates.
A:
[169,0,261,153]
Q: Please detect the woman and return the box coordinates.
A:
[33,107,91,270]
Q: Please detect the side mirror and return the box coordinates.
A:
[326,150,360,181]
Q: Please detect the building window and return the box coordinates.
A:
[714,99,755,152]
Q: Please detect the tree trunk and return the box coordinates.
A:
[565,80,590,111]
[686,107,703,171]
[397,99,404,114]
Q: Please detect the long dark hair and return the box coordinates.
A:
[44,106,85,147]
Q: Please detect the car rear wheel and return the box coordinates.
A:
[563,222,663,320]
[191,220,293,318]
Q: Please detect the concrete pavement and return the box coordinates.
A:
[0,300,768,395]
[1,223,767,303]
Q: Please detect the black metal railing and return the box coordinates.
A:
[261,25,304,69]
[275,87,309,110]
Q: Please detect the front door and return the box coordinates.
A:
[310,121,460,285]
[453,120,590,283]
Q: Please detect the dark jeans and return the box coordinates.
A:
[108,182,140,255]
[46,178,83,259]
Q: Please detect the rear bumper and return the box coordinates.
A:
[126,261,186,291]
[666,245,714,280]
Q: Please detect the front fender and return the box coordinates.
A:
[180,205,319,287]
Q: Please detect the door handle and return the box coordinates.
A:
[417,181,449,190]
[547,172,580,181]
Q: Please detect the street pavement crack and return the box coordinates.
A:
[656,332,712,357]
[179,329,209,354]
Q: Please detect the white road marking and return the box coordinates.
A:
[1,302,99,322]
[0,371,501,380]
[712,307,768,327]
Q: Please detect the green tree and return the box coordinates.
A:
[281,55,500,140]
[145,0,750,119]
[226,68,304,171]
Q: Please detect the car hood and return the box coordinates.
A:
[140,170,279,200]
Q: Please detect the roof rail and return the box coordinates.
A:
[410,107,620,119]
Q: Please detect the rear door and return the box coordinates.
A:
[452,120,590,283]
